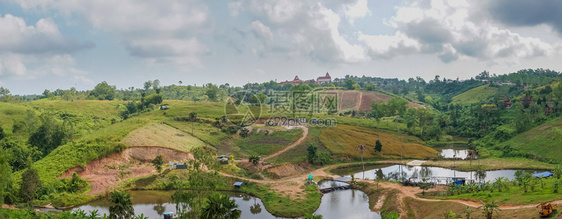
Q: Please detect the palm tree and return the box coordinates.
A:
[249,155,260,166]
[201,193,241,219]
[356,144,367,171]
[189,112,197,134]
[478,199,501,219]
[108,190,135,219]
[178,81,183,86]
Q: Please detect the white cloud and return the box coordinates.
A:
[13,0,211,68]
[344,0,371,24]
[251,20,274,44]
[0,14,91,80]
[387,0,558,64]
[126,38,208,67]
[358,32,420,58]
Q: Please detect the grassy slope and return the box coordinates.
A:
[233,128,303,157]
[498,117,562,163]
[120,122,206,152]
[452,84,498,105]
[12,100,221,185]
[319,125,438,159]
[0,102,31,133]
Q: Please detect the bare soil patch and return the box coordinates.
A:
[266,163,313,179]
[60,146,193,196]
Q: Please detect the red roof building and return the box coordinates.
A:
[278,76,302,85]
[317,72,332,84]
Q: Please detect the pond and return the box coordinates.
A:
[72,188,381,219]
[334,164,542,184]
[73,190,272,219]
[440,149,471,159]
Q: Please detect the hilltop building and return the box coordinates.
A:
[278,73,332,85]
[317,72,332,84]
[278,76,302,85]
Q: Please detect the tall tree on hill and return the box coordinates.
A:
[20,166,41,204]
[374,140,382,154]
[143,80,152,91]
[28,115,67,156]
[189,112,197,134]
[356,144,367,171]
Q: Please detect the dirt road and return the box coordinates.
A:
[263,126,308,160]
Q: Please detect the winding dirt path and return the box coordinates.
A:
[263,126,308,160]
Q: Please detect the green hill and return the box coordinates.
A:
[452,84,498,105]
[497,117,562,163]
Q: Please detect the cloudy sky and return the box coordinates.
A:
[1,0,562,94]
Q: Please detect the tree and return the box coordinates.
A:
[371,102,384,128]
[20,167,42,204]
[374,140,382,153]
[307,145,317,164]
[178,81,183,86]
[173,148,220,218]
[0,146,12,204]
[143,81,152,91]
[356,144,367,171]
[90,81,116,100]
[152,79,160,90]
[206,84,219,101]
[108,190,135,219]
[189,112,197,135]
[28,115,67,155]
[0,87,11,102]
[419,177,430,196]
[345,78,355,90]
[152,155,164,173]
[248,155,260,166]
[554,165,562,179]
[200,193,241,219]
[304,213,323,219]
[478,199,501,219]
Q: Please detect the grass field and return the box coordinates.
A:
[121,122,206,152]
[319,125,438,159]
[403,197,544,219]
[0,102,31,133]
[233,128,303,158]
[452,85,498,105]
[497,117,562,163]
[428,176,562,206]
[265,127,323,164]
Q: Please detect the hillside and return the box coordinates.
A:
[319,125,437,159]
[498,117,562,163]
[451,84,498,105]
[329,90,423,112]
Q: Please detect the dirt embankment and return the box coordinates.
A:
[60,146,193,196]
[265,163,313,179]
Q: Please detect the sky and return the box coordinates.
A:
[1,0,562,95]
